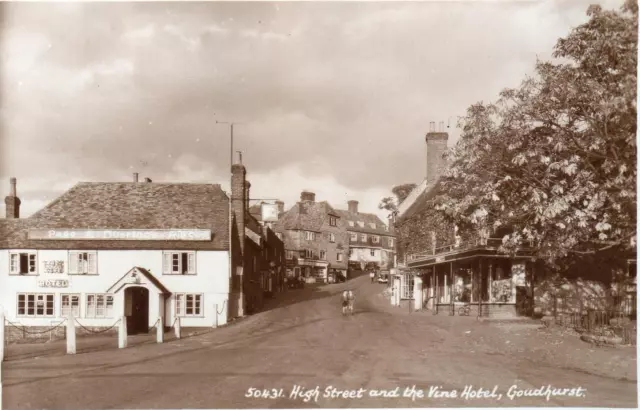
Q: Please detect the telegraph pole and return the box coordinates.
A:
[216,120,245,317]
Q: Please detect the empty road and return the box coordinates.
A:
[2,275,637,409]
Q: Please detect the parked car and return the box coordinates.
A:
[377,272,389,284]
[288,277,305,289]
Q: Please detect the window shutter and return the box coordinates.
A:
[188,253,196,274]
[69,252,78,274]
[88,252,97,274]
[9,254,17,273]
[163,253,171,274]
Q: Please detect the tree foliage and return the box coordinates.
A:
[435,0,637,264]
[379,183,417,212]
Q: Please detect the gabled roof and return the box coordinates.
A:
[276,200,338,232]
[396,177,444,224]
[333,209,392,236]
[106,266,171,295]
[1,182,230,250]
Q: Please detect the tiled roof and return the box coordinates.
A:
[1,182,230,250]
[396,177,445,224]
[277,201,337,232]
[333,209,393,236]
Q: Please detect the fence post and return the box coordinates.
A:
[66,311,76,355]
[214,304,218,328]
[0,311,5,362]
[118,316,127,349]
[156,317,163,344]
[175,316,181,339]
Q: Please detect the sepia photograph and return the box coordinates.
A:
[0,0,637,409]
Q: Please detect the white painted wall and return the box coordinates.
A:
[349,247,383,265]
[0,249,230,328]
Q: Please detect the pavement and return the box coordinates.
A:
[2,275,637,409]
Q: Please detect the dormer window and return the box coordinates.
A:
[357,221,365,228]
[369,223,376,229]
[348,221,355,227]
[329,216,337,227]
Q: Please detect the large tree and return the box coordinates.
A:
[436,0,637,264]
[379,183,417,212]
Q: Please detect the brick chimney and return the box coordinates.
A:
[300,191,315,202]
[348,200,359,214]
[425,121,449,185]
[275,200,284,214]
[244,181,251,211]
[133,173,139,183]
[232,164,247,255]
[5,177,21,219]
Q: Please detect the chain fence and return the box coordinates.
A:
[4,318,67,335]
[74,318,121,335]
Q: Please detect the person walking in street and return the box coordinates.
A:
[370,271,375,283]
[342,289,355,315]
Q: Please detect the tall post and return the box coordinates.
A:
[66,311,76,355]
[478,258,484,317]
[450,262,454,316]
[488,263,493,303]
[0,311,5,362]
[434,269,439,315]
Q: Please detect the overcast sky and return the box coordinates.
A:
[0,0,623,222]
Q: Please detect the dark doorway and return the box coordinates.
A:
[125,287,149,334]
[515,286,531,316]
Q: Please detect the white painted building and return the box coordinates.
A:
[0,177,237,333]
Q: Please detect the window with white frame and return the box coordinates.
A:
[361,234,367,241]
[389,238,395,247]
[348,221,355,227]
[329,233,335,243]
[17,293,54,317]
[372,235,380,243]
[9,252,37,275]
[163,251,196,275]
[357,221,365,228]
[304,249,313,258]
[337,253,343,262]
[320,250,326,260]
[175,293,203,317]
[350,233,357,241]
[329,216,337,227]
[305,231,315,241]
[286,250,295,260]
[61,294,81,318]
[369,223,376,229]
[68,251,97,275]
[370,249,376,257]
[85,294,114,318]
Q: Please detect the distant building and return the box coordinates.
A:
[334,201,395,272]
[270,192,348,283]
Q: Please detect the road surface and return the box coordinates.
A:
[2,275,637,408]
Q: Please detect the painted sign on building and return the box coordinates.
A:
[43,261,65,274]
[38,279,69,288]
[261,203,279,222]
[28,229,212,241]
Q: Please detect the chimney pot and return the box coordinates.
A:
[425,131,449,185]
[133,173,139,183]
[348,200,359,214]
[300,191,315,202]
[275,200,285,214]
[10,177,17,196]
[5,177,21,218]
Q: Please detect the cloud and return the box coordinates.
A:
[0,1,625,220]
